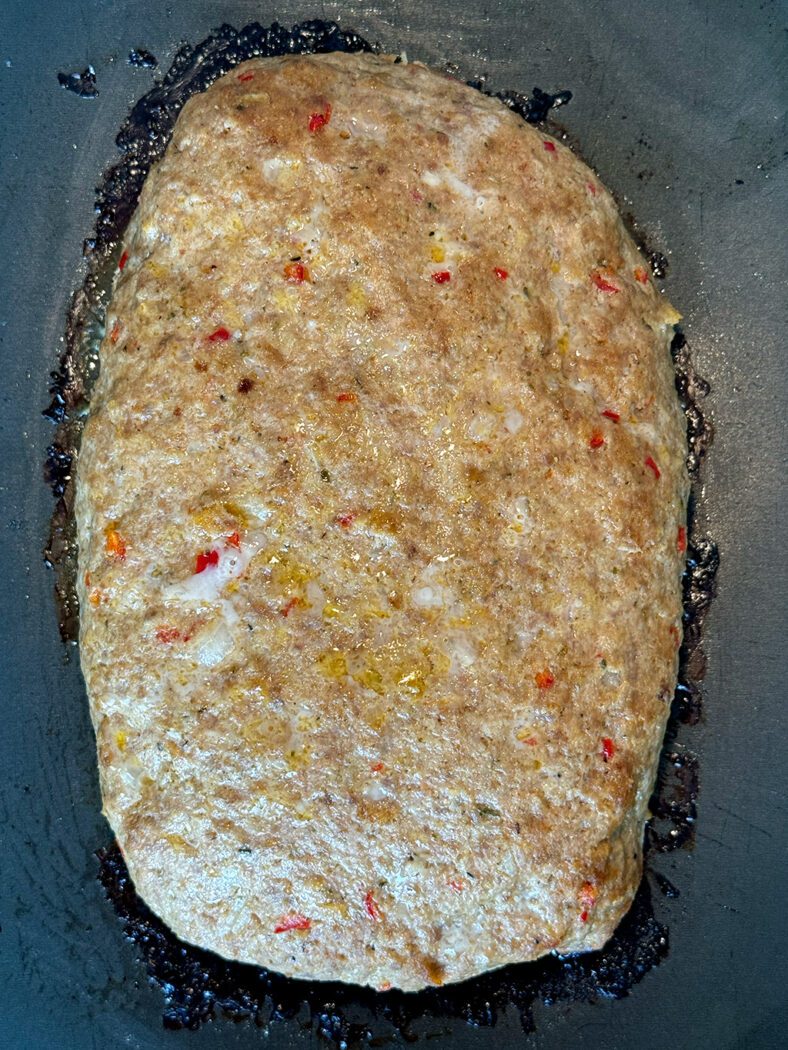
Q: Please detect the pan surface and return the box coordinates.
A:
[0,1,785,1048]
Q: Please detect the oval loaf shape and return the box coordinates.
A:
[76,52,688,991]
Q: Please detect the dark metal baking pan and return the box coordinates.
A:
[0,1,786,1048]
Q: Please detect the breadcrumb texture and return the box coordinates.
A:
[75,52,688,991]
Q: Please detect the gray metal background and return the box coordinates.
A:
[0,1,785,1047]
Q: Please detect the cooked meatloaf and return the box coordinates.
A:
[75,52,688,991]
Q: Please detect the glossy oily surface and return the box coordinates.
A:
[76,51,686,990]
[1,1,785,1047]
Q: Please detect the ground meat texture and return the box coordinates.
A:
[75,52,688,992]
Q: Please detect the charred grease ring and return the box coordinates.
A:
[44,17,717,1039]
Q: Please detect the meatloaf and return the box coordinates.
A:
[75,52,688,991]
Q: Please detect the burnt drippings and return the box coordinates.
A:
[672,331,713,482]
[43,442,79,644]
[491,85,573,123]
[128,48,158,69]
[647,749,700,853]
[653,872,681,899]
[671,534,719,728]
[44,272,105,644]
[57,66,98,98]
[97,843,668,1038]
[639,332,717,853]
[43,17,717,1038]
[641,502,716,858]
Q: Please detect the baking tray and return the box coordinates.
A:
[1,1,786,1048]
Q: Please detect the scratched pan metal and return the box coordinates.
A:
[0,0,786,1048]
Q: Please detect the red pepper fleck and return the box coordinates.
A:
[591,271,620,293]
[156,626,182,644]
[283,261,309,284]
[195,549,220,574]
[105,529,127,560]
[677,525,687,553]
[669,623,682,648]
[226,531,241,549]
[587,181,597,195]
[364,891,382,921]
[207,326,231,342]
[534,669,555,689]
[580,881,597,909]
[336,391,357,403]
[308,103,332,133]
[370,761,385,773]
[494,267,509,280]
[634,266,650,285]
[118,250,128,271]
[601,409,621,423]
[431,270,451,284]
[109,320,121,344]
[280,597,300,618]
[274,913,311,933]
[411,188,424,202]
[521,736,538,747]
[378,981,392,992]
[449,878,465,893]
[237,71,255,82]
[579,881,596,923]
[543,140,556,152]
[645,455,661,479]
[601,737,616,762]
[337,513,355,528]
[589,432,605,449]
